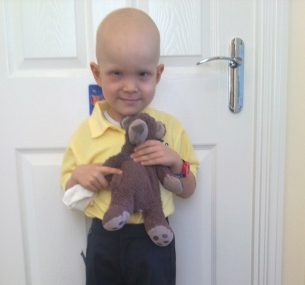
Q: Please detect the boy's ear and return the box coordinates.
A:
[90,62,102,85]
[155,121,166,139]
[156,64,164,84]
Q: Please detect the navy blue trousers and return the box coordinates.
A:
[86,218,176,285]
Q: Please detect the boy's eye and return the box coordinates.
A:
[138,71,152,79]
[109,71,123,78]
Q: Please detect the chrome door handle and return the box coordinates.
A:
[197,38,245,113]
[197,56,242,68]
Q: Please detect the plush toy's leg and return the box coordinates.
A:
[147,225,174,247]
[143,206,174,247]
[103,205,131,231]
[102,173,134,231]
[156,166,183,194]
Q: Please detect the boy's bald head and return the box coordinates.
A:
[96,8,160,65]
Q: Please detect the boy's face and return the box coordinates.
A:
[90,57,163,121]
[91,10,163,122]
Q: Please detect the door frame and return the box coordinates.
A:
[0,0,288,284]
[252,0,288,284]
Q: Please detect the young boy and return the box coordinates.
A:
[61,7,199,285]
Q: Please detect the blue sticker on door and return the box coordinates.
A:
[89,84,104,114]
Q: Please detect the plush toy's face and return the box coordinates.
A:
[121,113,165,146]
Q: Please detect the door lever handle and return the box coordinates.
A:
[196,38,245,113]
[197,56,242,68]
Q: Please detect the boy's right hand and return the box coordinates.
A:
[66,164,122,192]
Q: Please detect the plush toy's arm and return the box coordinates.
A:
[155,166,183,194]
[103,153,128,182]
[103,154,121,169]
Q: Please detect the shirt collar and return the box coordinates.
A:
[89,101,124,138]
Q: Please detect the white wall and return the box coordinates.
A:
[283,1,305,284]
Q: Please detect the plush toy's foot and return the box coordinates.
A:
[103,209,130,231]
[163,175,183,194]
[147,225,174,247]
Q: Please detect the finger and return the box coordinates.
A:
[134,140,160,152]
[87,172,106,192]
[92,173,112,191]
[132,152,150,161]
[139,158,158,165]
[85,179,100,192]
[95,173,109,189]
[133,145,162,158]
[97,165,123,175]
[136,154,166,166]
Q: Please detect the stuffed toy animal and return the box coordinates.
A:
[103,113,183,246]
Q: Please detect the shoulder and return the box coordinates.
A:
[68,117,91,145]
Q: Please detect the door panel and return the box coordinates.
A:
[0,0,287,284]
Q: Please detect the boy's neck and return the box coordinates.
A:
[103,111,120,126]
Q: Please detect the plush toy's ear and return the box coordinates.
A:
[121,116,131,130]
[155,121,166,139]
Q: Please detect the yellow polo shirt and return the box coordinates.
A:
[61,101,199,223]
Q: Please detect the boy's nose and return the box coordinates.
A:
[123,77,138,93]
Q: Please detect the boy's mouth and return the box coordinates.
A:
[119,97,140,102]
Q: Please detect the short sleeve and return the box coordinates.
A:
[60,146,77,191]
[176,129,200,177]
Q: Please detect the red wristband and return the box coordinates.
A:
[181,160,190,177]
[176,160,190,178]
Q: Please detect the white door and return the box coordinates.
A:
[0,1,287,285]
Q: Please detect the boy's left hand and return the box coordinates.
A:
[131,140,182,173]
[132,139,196,199]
